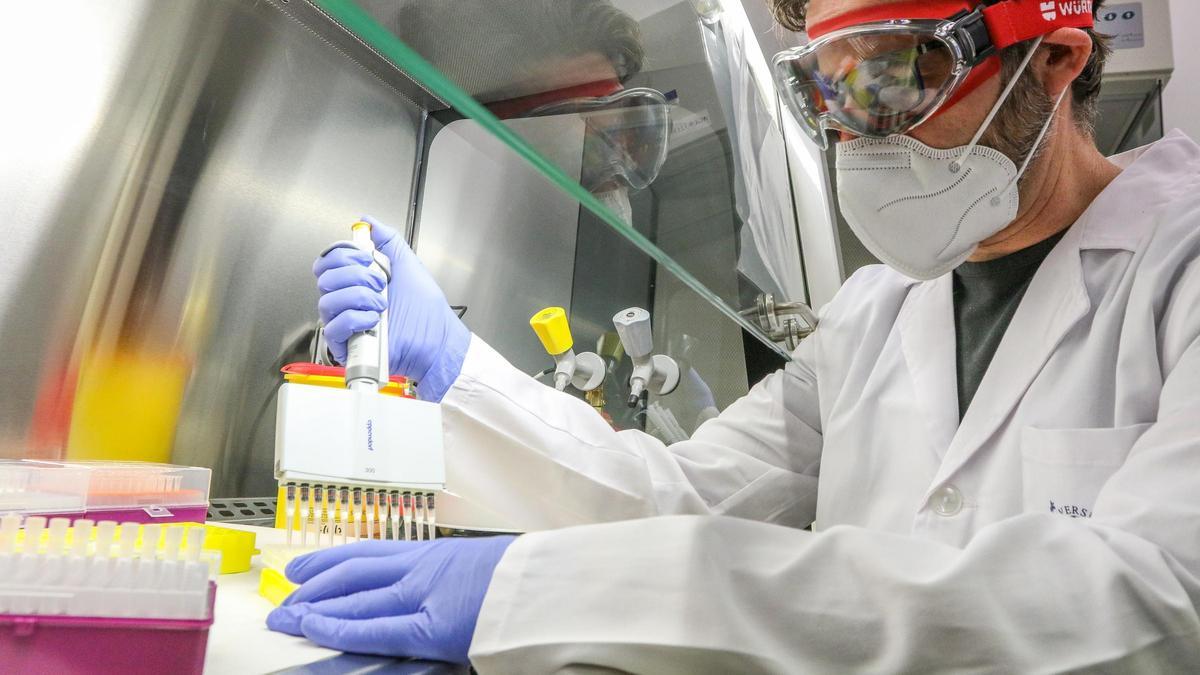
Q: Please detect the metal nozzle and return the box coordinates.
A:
[627,377,646,408]
[554,371,571,392]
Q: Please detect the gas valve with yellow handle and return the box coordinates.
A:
[529,307,606,393]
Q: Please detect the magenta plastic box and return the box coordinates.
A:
[0,582,215,674]
[0,460,211,525]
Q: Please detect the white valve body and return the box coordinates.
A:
[613,307,653,358]
[551,349,606,392]
[613,307,680,404]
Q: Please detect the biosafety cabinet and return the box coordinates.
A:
[0,1,831,508]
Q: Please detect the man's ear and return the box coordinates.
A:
[1034,27,1093,97]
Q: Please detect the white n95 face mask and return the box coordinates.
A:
[836,136,1019,280]
[834,37,1065,280]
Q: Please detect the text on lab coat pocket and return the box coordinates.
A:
[1019,423,1153,519]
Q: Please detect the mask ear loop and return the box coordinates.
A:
[989,83,1070,206]
[949,36,1045,174]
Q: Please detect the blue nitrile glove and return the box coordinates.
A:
[266,537,515,664]
[314,215,471,401]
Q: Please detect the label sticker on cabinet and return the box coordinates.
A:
[1097,3,1144,50]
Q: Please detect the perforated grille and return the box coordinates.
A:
[208,497,277,526]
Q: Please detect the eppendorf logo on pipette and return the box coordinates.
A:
[367,419,376,452]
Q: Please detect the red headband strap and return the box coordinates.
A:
[486,79,623,120]
[983,0,1095,49]
[808,0,1095,45]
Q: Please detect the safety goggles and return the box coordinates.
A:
[528,87,671,191]
[773,0,1095,149]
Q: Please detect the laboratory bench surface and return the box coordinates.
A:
[206,524,467,675]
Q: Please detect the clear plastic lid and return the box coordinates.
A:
[0,460,211,516]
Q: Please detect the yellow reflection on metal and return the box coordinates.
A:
[66,350,189,463]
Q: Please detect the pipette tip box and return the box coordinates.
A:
[0,582,216,675]
[0,460,211,524]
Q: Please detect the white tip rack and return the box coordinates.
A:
[0,514,215,620]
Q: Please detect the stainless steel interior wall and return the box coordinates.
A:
[0,0,422,497]
[416,116,587,380]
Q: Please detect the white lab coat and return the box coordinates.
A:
[442,130,1200,673]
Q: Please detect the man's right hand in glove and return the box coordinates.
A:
[314,215,470,402]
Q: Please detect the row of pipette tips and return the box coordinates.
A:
[284,484,437,548]
[0,514,212,620]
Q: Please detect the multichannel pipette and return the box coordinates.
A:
[275,221,446,548]
[0,514,214,620]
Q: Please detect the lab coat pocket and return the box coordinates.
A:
[1020,424,1152,519]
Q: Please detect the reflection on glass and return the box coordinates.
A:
[314,0,799,361]
[526,87,671,193]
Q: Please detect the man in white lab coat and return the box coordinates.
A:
[269,0,1200,670]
